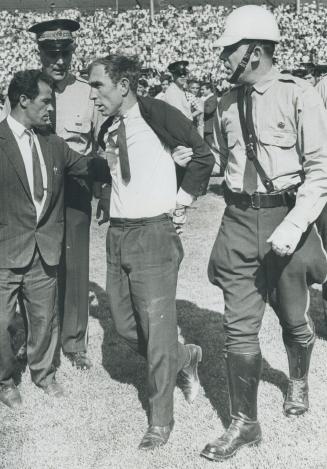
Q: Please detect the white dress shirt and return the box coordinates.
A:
[107,102,192,219]
[7,115,47,221]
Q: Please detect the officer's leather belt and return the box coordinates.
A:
[224,188,294,209]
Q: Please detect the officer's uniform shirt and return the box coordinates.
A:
[213,67,327,232]
[105,102,193,219]
[315,75,327,109]
[54,73,101,154]
[164,82,193,121]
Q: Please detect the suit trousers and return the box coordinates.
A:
[0,248,58,387]
[208,204,327,353]
[106,214,189,426]
[59,176,91,354]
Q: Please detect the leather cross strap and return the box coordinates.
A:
[237,85,274,193]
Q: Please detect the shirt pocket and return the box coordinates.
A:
[64,120,91,135]
[259,130,297,149]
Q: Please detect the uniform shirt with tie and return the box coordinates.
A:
[106,102,194,219]
[213,68,327,232]
[7,115,47,222]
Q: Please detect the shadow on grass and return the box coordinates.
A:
[88,284,290,429]
[88,281,149,419]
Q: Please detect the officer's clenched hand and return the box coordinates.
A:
[172,146,193,167]
[267,219,303,257]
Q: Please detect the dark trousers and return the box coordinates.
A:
[316,202,327,301]
[106,214,189,426]
[208,204,327,353]
[0,249,58,387]
[59,199,91,354]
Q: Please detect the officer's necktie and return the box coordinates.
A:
[25,129,44,202]
[243,86,258,194]
[116,117,131,183]
[48,87,56,132]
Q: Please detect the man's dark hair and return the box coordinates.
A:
[89,54,141,94]
[201,82,213,92]
[8,69,53,109]
[160,74,172,84]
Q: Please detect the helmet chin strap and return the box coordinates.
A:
[229,42,256,84]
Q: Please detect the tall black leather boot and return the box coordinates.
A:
[283,337,314,417]
[201,352,262,461]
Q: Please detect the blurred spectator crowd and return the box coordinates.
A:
[1,1,327,102]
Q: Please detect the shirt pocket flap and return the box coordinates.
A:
[259,130,297,148]
[64,120,91,134]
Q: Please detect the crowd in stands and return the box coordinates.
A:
[1,2,327,100]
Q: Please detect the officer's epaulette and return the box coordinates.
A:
[278,73,297,84]
[75,75,89,85]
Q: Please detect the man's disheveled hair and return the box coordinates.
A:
[8,69,53,109]
[89,54,141,94]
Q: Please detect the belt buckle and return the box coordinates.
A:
[250,192,261,209]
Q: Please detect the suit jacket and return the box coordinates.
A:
[98,96,215,197]
[203,95,218,136]
[0,120,109,269]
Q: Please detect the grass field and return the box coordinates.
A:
[1,178,327,469]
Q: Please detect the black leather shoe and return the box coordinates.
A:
[65,352,92,370]
[201,419,262,461]
[138,420,174,450]
[283,379,309,417]
[0,385,22,409]
[41,382,64,398]
[179,344,202,403]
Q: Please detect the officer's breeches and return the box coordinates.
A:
[208,204,327,354]
[316,202,327,301]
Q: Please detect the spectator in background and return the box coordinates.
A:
[155,74,172,100]
[164,60,192,120]
[187,78,204,137]
[137,78,149,97]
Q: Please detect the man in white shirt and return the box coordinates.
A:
[89,54,214,451]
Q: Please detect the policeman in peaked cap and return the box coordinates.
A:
[164,60,192,120]
[167,60,189,77]
[11,18,104,371]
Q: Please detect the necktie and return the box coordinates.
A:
[48,87,56,132]
[116,117,131,183]
[243,87,258,194]
[25,129,44,202]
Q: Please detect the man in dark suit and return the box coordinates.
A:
[89,54,215,450]
[0,70,109,409]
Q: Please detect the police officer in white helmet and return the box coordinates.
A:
[197,5,327,462]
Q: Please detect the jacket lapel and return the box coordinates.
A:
[37,132,53,221]
[0,120,33,201]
